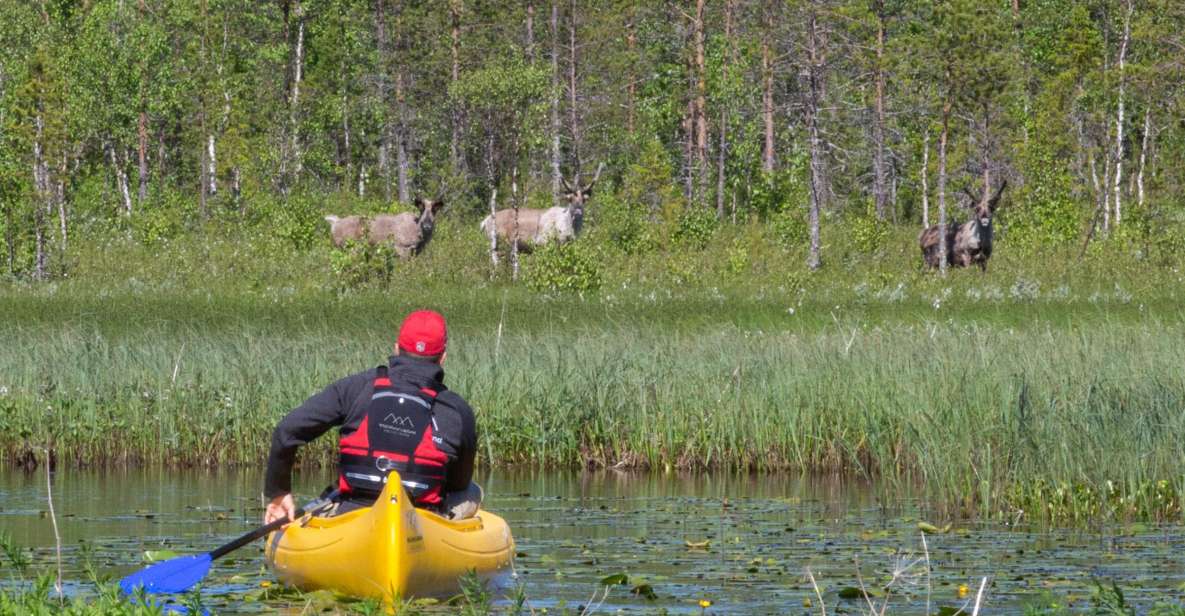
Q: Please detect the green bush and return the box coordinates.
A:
[850,211,889,256]
[726,239,750,275]
[671,208,717,249]
[328,240,398,291]
[1006,150,1081,250]
[130,206,183,247]
[749,159,809,220]
[526,242,601,293]
[593,193,657,255]
[255,193,324,251]
[771,209,808,249]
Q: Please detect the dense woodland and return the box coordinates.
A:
[2,0,1184,281]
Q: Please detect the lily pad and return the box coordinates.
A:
[600,573,629,586]
[918,521,952,534]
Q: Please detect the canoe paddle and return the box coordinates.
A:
[119,491,338,596]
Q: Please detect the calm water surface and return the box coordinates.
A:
[2,468,1183,614]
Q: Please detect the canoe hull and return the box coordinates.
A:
[265,473,514,600]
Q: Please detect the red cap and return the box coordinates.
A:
[397,310,448,356]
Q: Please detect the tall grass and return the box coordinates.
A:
[2,221,1184,521]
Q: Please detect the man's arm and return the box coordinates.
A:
[264,375,359,499]
[441,393,478,493]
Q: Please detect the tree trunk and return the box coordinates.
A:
[510,160,521,281]
[549,0,562,206]
[395,68,410,203]
[525,0,535,62]
[285,0,306,190]
[938,98,950,275]
[692,0,708,192]
[341,90,352,190]
[106,142,133,217]
[921,129,930,228]
[716,106,727,220]
[232,166,242,211]
[199,107,208,218]
[762,0,775,173]
[804,9,824,270]
[568,0,582,180]
[487,187,499,271]
[33,207,46,281]
[207,133,217,197]
[716,0,735,220]
[872,0,888,219]
[375,0,391,198]
[1112,0,1132,227]
[626,13,636,137]
[56,154,68,256]
[137,111,149,204]
[4,202,13,275]
[1137,106,1150,209]
[1102,136,1112,232]
[450,0,462,172]
[33,113,49,281]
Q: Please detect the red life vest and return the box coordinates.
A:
[337,366,449,507]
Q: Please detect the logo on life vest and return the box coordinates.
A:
[383,413,414,427]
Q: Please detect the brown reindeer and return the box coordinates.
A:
[480,164,602,252]
[919,180,1007,271]
[325,198,444,258]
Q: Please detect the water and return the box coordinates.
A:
[2,468,1184,614]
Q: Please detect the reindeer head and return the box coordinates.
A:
[413,198,444,237]
[560,163,603,234]
[962,180,1008,228]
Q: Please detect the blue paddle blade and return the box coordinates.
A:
[119,553,213,595]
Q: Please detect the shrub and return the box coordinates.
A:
[255,193,323,251]
[593,193,657,255]
[850,210,889,256]
[526,242,601,293]
[671,208,717,249]
[328,240,398,291]
[726,239,750,275]
[130,206,183,247]
[771,209,808,249]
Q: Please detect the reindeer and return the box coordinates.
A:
[480,164,602,253]
[919,180,1007,272]
[324,198,444,258]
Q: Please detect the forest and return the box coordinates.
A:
[2,0,1183,280]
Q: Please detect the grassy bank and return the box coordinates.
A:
[2,221,1185,522]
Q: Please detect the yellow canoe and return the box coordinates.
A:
[265,471,515,600]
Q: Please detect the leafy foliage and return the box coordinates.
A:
[525,242,601,293]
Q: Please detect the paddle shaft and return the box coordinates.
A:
[208,492,338,560]
[207,512,300,560]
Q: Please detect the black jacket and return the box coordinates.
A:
[264,355,477,499]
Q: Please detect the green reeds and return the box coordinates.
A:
[2,224,1184,521]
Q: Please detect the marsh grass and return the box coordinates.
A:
[2,221,1184,521]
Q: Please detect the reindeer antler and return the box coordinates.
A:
[560,175,574,193]
[959,185,978,210]
[988,179,1008,210]
[585,162,605,190]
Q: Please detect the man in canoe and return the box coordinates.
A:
[263,309,481,524]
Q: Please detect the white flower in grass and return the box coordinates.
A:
[0,385,8,396]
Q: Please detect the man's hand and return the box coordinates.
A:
[264,493,296,525]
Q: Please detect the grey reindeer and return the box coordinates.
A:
[480,163,603,253]
[324,198,444,258]
[919,180,1007,272]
